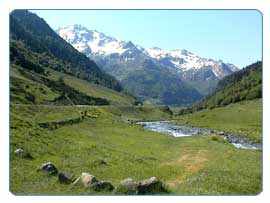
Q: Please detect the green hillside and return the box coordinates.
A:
[45,68,135,106]
[178,61,262,114]
[197,61,262,109]
[10,10,122,91]
[10,10,135,106]
[11,64,135,105]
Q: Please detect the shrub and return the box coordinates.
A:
[211,134,219,141]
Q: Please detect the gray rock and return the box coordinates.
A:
[120,178,138,189]
[14,149,33,159]
[79,172,98,187]
[58,172,74,184]
[39,162,58,175]
[14,149,24,156]
[115,178,138,194]
[116,177,166,194]
[138,177,166,194]
[90,181,114,192]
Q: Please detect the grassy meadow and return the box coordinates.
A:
[10,101,262,195]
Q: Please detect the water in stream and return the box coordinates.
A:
[137,121,261,150]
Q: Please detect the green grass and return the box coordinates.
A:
[10,66,60,104]
[10,103,262,195]
[173,99,262,142]
[10,65,135,106]
[102,105,173,122]
[46,68,135,106]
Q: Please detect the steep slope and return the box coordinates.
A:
[10,10,135,106]
[56,25,239,98]
[178,61,262,114]
[10,39,109,105]
[10,10,122,91]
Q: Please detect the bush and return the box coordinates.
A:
[211,134,219,141]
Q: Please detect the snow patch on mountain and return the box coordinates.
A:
[57,25,129,56]
[56,24,239,79]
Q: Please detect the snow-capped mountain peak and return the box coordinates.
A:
[56,25,128,56]
[56,24,239,79]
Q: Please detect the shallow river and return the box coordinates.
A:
[137,121,261,150]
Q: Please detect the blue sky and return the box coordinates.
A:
[31,9,262,69]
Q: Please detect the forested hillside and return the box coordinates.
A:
[178,61,262,114]
[10,10,122,91]
[10,10,136,106]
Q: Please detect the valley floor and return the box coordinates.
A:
[10,101,262,195]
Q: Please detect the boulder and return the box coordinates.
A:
[90,181,114,192]
[14,149,33,159]
[58,172,74,184]
[73,172,98,187]
[38,162,58,175]
[137,177,165,194]
[116,177,166,194]
[120,178,138,190]
[115,178,138,194]
[14,149,24,156]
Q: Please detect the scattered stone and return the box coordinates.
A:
[116,177,166,194]
[137,177,165,194]
[38,162,58,175]
[72,173,114,192]
[58,172,74,184]
[74,172,98,187]
[14,149,33,159]
[217,131,225,135]
[90,181,114,192]
[120,178,138,190]
[14,149,24,156]
[116,178,138,194]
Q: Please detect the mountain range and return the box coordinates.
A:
[56,24,239,105]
